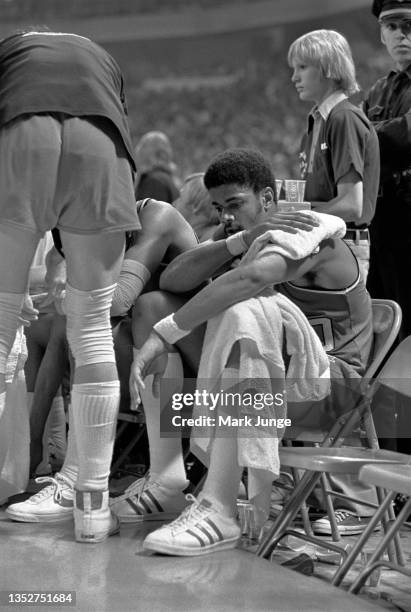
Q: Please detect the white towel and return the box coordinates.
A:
[190,291,330,476]
[242,211,346,263]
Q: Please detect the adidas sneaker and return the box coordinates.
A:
[143,495,241,556]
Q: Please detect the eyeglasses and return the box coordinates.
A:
[379,19,411,36]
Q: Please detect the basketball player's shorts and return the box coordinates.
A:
[0,112,140,235]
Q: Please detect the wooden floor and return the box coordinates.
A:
[1,503,410,612]
[268,524,411,612]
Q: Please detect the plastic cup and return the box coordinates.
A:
[284,179,306,203]
[237,500,262,542]
[277,201,311,212]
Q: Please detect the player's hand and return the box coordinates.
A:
[19,294,39,327]
[39,247,67,311]
[243,212,318,247]
[130,332,170,408]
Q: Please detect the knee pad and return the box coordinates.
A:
[0,291,25,375]
[65,283,116,367]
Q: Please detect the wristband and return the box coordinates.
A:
[153,313,191,345]
[122,259,151,284]
[225,231,248,257]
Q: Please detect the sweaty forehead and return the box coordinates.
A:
[209,184,254,202]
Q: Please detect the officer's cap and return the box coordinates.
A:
[372,0,411,18]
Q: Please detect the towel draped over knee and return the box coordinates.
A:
[191,212,343,475]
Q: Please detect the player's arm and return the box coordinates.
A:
[310,167,363,222]
[171,249,323,331]
[111,203,196,316]
[160,212,319,293]
[131,247,327,394]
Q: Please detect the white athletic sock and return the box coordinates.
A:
[199,435,242,518]
[198,364,243,517]
[59,402,78,487]
[247,468,273,526]
[139,352,188,490]
[71,381,120,491]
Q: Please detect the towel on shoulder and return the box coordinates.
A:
[242,211,346,263]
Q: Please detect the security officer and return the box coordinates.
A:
[365,0,411,341]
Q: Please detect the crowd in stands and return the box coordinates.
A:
[126,50,389,181]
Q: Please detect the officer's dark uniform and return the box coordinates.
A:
[365,0,411,341]
[365,0,411,453]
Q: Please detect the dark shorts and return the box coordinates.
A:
[0,113,140,235]
[287,356,363,431]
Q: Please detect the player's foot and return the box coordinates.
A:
[110,476,188,523]
[74,490,120,543]
[5,474,73,523]
[143,495,241,556]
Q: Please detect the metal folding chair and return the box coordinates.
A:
[257,302,409,574]
[280,299,402,540]
[334,463,411,591]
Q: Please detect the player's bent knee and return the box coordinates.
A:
[65,283,116,367]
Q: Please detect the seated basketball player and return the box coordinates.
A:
[117,148,375,556]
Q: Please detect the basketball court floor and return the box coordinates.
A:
[1,507,410,612]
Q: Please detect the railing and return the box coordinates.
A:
[0,0,249,21]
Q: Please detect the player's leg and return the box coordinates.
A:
[61,229,125,542]
[0,224,40,404]
[110,291,204,523]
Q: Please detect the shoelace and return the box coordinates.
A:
[32,475,71,502]
[169,494,208,534]
[334,510,355,523]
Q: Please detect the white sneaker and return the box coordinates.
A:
[143,495,241,556]
[110,476,188,524]
[5,474,74,523]
[74,490,120,543]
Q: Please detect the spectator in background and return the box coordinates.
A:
[173,172,221,241]
[134,131,180,203]
[365,0,411,341]
[288,29,380,280]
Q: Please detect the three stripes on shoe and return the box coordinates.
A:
[126,490,164,516]
[127,493,225,547]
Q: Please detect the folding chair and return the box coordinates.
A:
[331,334,411,589]
[334,463,411,591]
[257,303,410,575]
[272,298,402,538]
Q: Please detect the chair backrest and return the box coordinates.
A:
[283,299,402,445]
[364,299,402,380]
[373,334,411,397]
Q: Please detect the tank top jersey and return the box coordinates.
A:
[125,198,152,251]
[280,276,373,375]
[0,32,135,170]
